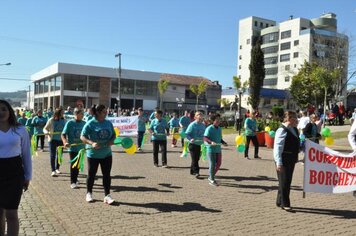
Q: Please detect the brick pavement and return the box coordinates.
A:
[18,129,356,236]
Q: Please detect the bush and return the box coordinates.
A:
[272,106,284,119]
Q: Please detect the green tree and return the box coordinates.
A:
[158,80,169,110]
[190,81,208,111]
[248,39,265,110]
[217,98,229,112]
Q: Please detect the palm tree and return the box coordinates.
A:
[190,81,208,111]
[158,80,169,110]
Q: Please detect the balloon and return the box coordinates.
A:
[269,131,276,138]
[173,133,180,140]
[237,144,245,153]
[321,127,331,137]
[264,126,271,132]
[235,135,244,145]
[299,134,305,141]
[324,137,334,146]
[114,137,122,145]
[121,137,133,149]
[114,127,120,137]
[180,131,186,138]
[125,144,137,154]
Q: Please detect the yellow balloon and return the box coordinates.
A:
[173,133,180,140]
[125,144,137,155]
[235,135,243,145]
[264,126,271,132]
[114,127,120,137]
[324,137,334,146]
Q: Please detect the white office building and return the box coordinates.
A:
[237,13,348,93]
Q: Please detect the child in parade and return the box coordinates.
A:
[80,104,116,204]
[148,110,169,167]
[43,108,66,177]
[61,108,86,189]
[244,111,260,159]
[137,107,147,151]
[168,113,180,148]
[0,100,32,236]
[185,111,206,178]
[25,113,35,139]
[17,112,27,126]
[32,110,47,151]
[179,110,191,147]
[204,115,227,186]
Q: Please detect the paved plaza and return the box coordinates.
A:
[18,125,356,235]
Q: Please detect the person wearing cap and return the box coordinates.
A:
[61,108,86,189]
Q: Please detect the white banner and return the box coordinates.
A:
[107,116,139,136]
[304,140,356,193]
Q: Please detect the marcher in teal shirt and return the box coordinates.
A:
[62,108,86,189]
[148,110,169,167]
[244,112,260,159]
[137,108,147,150]
[203,115,227,186]
[17,113,27,126]
[80,104,116,204]
[185,111,206,177]
[32,110,47,151]
[168,113,180,147]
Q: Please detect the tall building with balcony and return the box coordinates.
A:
[237,13,348,95]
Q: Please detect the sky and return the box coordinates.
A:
[0,0,356,92]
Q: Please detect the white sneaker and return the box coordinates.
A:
[104,194,114,205]
[70,183,78,189]
[51,171,57,177]
[55,169,61,174]
[86,192,93,202]
[208,178,218,186]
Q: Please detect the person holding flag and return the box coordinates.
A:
[179,110,190,147]
[61,108,86,189]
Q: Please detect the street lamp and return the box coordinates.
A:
[0,62,11,66]
[114,53,121,115]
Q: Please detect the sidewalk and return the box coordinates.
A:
[18,132,356,236]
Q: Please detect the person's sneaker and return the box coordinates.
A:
[245,156,251,160]
[162,165,168,168]
[254,156,262,159]
[103,194,114,205]
[86,192,93,203]
[55,169,61,174]
[154,163,159,167]
[40,149,44,152]
[195,173,200,179]
[51,171,57,177]
[70,183,78,189]
[208,178,218,186]
[137,147,141,151]
[171,144,175,148]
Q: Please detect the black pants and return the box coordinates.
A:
[245,135,259,158]
[36,135,45,149]
[189,144,201,175]
[87,156,112,196]
[152,140,167,166]
[49,140,63,171]
[137,131,145,148]
[69,152,79,184]
[276,160,296,208]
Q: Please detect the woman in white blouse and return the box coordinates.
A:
[0,100,32,236]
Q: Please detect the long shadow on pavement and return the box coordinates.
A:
[112,185,174,193]
[119,201,222,214]
[293,207,356,219]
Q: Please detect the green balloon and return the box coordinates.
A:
[269,131,276,138]
[121,137,133,149]
[321,127,331,137]
[237,144,245,153]
[114,137,122,145]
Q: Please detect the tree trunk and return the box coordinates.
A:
[323,87,327,127]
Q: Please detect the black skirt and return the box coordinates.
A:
[0,156,24,210]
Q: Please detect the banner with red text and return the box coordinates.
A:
[304,140,356,193]
[107,116,138,136]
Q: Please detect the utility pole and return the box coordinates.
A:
[115,53,122,115]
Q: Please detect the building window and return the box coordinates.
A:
[260,22,263,28]
[280,54,290,62]
[136,80,157,97]
[246,38,251,44]
[266,23,269,27]
[262,32,279,44]
[255,21,258,27]
[264,57,278,65]
[262,46,278,54]
[121,79,135,95]
[265,67,278,75]
[280,42,291,50]
[172,86,177,91]
[239,65,241,69]
[285,65,290,71]
[285,76,290,82]
[263,78,278,86]
[293,52,299,58]
[240,45,242,49]
[239,55,242,60]
[64,74,87,91]
[294,40,299,46]
[281,30,291,39]
[294,64,297,68]
[88,76,100,92]
[263,98,271,106]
